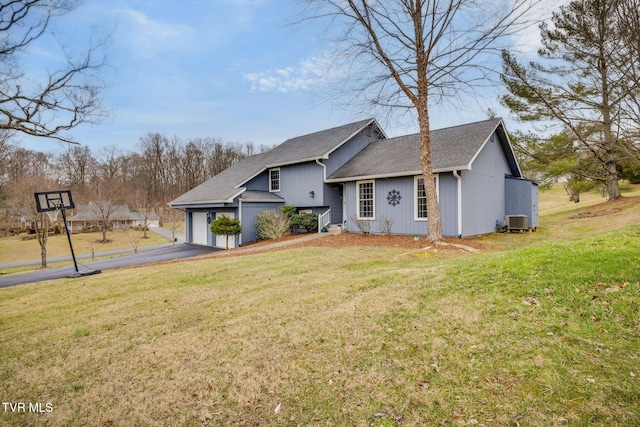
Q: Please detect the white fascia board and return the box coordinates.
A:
[239,198,286,203]
[169,188,246,207]
[326,167,470,183]
[265,156,324,168]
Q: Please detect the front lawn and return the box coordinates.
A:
[1,223,638,425]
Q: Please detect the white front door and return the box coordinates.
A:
[215,212,236,249]
[191,212,209,246]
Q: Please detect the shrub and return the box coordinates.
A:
[350,215,371,235]
[256,210,290,240]
[377,215,393,235]
[279,204,297,218]
[290,213,318,232]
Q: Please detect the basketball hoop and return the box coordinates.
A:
[45,208,60,225]
[33,189,101,278]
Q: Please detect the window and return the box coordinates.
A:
[415,175,439,220]
[269,168,280,192]
[357,180,375,219]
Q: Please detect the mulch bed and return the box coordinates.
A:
[567,196,639,219]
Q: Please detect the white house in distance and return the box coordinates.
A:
[169,118,538,249]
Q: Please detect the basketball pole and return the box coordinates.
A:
[59,206,80,276]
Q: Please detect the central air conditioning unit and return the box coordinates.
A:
[505,215,528,232]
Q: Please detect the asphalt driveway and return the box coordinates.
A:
[0,243,219,288]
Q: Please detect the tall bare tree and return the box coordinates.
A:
[308,0,536,242]
[0,0,108,144]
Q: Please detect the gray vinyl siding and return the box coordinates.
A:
[505,177,539,228]
[460,134,511,236]
[276,161,325,207]
[344,176,459,236]
[241,202,284,244]
[325,128,380,176]
[439,173,459,237]
[245,171,269,191]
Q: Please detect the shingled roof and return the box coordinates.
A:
[169,119,380,206]
[327,118,520,181]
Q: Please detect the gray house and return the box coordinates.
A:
[169,118,537,248]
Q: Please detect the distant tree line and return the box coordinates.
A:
[0,132,270,236]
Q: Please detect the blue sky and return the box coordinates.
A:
[18,0,558,153]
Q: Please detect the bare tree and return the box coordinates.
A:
[55,145,96,194]
[0,0,108,144]
[5,176,58,267]
[87,176,122,243]
[307,0,536,242]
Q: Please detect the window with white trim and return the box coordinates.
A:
[415,175,439,220]
[269,168,280,192]
[357,180,375,219]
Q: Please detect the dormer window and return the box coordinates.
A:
[269,168,280,192]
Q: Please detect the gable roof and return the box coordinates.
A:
[327,118,521,181]
[169,119,381,206]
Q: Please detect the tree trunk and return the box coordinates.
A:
[35,214,48,268]
[418,109,443,243]
[603,154,621,200]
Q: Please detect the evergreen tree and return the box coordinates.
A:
[501,0,640,200]
[210,215,241,250]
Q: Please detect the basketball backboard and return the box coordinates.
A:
[34,190,75,212]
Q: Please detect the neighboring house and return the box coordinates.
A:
[66,204,160,232]
[169,118,538,248]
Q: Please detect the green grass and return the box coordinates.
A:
[0,187,639,426]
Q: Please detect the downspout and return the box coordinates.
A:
[316,158,327,207]
[315,158,327,181]
[453,170,462,238]
[238,199,243,246]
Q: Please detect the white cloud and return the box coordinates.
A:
[244,50,347,93]
[114,8,196,56]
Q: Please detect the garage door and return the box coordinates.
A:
[191,212,209,246]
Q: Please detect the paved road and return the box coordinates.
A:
[0,229,333,288]
[0,243,218,288]
[0,228,210,288]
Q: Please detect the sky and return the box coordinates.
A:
[16,0,560,154]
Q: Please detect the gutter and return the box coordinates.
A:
[453,170,462,238]
[316,159,327,181]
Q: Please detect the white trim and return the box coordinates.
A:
[414,175,439,221]
[326,168,469,183]
[356,179,375,220]
[269,168,281,192]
